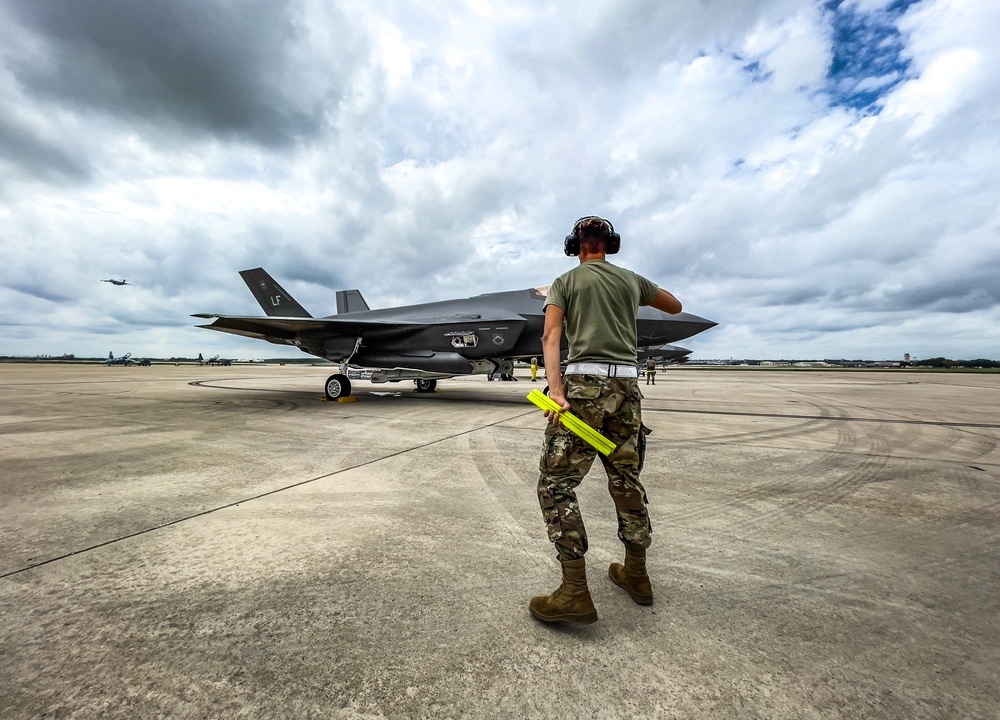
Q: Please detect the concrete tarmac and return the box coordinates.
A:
[1,364,998,719]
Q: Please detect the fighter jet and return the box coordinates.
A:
[202,354,232,366]
[106,351,133,366]
[637,344,693,364]
[102,279,131,286]
[194,268,716,399]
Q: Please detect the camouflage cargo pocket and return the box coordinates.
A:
[637,422,652,472]
[622,380,643,401]
[540,432,575,475]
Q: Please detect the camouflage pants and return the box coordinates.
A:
[537,375,652,561]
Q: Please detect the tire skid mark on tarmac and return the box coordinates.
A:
[656,402,906,530]
[0,380,305,428]
[0,378,202,388]
[661,410,997,535]
[954,499,1000,530]
[947,429,999,464]
[649,398,846,448]
[187,380,306,416]
[885,418,1000,465]
[0,408,537,580]
[465,428,541,545]
[731,422,893,532]
[766,378,1000,432]
[894,513,1000,582]
[187,379,303,392]
[658,409,857,528]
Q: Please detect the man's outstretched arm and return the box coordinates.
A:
[648,288,682,314]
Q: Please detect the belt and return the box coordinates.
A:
[564,362,638,378]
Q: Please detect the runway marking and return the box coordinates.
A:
[0,408,537,581]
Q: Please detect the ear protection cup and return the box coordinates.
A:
[563,232,580,257]
[564,216,621,256]
[606,226,621,254]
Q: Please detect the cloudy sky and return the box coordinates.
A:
[1,0,997,361]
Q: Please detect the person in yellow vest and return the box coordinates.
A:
[530,357,539,382]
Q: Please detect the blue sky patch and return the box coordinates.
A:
[824,0,922,111]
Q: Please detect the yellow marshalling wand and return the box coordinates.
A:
[526,389,616,456]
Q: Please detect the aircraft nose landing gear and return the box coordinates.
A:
[325,374,352,400]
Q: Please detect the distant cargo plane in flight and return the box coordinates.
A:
[194,268,716,399]
[102,279,131,286]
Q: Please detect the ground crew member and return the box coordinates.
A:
[645,357,657,385]
[530,216,682,625]
[530,357,539,382]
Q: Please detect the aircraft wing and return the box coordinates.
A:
[193,311,523,335]
[192,314,340,340]
[192,312,528,360]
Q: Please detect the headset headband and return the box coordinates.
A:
[571,216,614,238]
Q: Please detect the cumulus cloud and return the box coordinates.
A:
[0,0,997,361]
[3,0,353,146]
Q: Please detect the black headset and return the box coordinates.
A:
[564,216,621,256]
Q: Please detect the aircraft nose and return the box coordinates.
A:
[673,312,718,339]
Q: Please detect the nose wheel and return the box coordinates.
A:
[325,373,352,400]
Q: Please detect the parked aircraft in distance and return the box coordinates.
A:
[198,353,231,366]
[102,279,131,286]
[637,344,692,364]
[194,268,717,399]
[106,351,132,366]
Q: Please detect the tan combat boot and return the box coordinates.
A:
[529,558,598,624]
[609,546,653,605]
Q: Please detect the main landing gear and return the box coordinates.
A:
[324,373,352,400]
[326,374,438,400]
[414,378,437,393]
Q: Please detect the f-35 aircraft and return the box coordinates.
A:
[102,279,131,286]
[637,344,692,364]
[199,353,232,366]
[194,268,716,399]
[106,351,132,366]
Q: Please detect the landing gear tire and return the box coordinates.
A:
[325,374,352,400]
[414,379,437,393]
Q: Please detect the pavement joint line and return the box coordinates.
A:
[646,407,1000,429]
[0,408,537,581]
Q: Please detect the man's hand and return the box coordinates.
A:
[544,388,571,427]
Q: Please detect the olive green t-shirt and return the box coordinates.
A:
[543,260,659,365]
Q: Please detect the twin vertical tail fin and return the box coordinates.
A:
[239,267,370,317]
[336,289,370,314]
[239,268,313,318]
